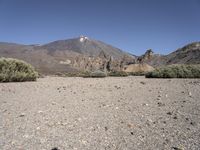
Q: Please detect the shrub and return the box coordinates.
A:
[0,57,38,82]
[108,71,128,77]
[146,64,200,78]
[84,70,107,78]
[128,71,147,76]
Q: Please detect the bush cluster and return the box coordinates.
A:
[0,57,38,82]
[108,71,128,77]
[145,64,200,78]
[83,70,107,78]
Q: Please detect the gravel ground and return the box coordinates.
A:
[0,76,200,150]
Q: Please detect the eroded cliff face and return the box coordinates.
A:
[64,53,136,72]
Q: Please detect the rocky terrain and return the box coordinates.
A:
[0,76,200,150]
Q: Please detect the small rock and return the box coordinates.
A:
[189,92,192,97]
[105,127,108,131]
[19,113,25,117]
[172,147,182,150]
[38,110,44,114]
[142,103,149,106]
[140,81,146,85]
[52,102,56,105]
[157,102,165,107]
[167,112,172,115]
[190,122,195,126]
[51,148,59,150]
[127,124,134,128]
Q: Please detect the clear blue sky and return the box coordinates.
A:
[0,0,200,55]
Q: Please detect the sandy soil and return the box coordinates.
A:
[0,76,200,150]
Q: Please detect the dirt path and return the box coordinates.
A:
[0,76,200,150]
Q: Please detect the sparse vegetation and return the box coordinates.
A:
[0,57,38,82]
[84,70,107,78]
[128,71,148,76]
[64,71,91,77]
[108,71,128,77]
[146,64,200,78]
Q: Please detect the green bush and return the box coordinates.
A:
[146,64,200,78]
[84,70,107,78]
[108,71,128,77]
[0,57,38,82]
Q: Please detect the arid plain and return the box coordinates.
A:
[0,76,200,150]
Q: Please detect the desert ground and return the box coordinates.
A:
[0,76,200,150]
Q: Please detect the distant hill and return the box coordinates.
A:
[137,42,200,67]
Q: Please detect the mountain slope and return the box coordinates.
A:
[41,36,132,59]
[137,42,200,67]
[166,42,200,64]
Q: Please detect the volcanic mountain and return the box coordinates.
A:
[0,36,135,74]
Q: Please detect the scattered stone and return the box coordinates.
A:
[114,85,121,89]
[37,110,44,114]
[19,113,25,117]
[51,148,59,150]
[142,103,149,106]
[173,116,178,120]
[140,81,146,85]
[172,147,182,150]
[130,132,134,135]
[105,127,108,131]
[189,92,192,97]
[127,124,133,128]
[157,102,165,107]
[167,112,172,115]
[52,102,56,105]
[190,122,195,126]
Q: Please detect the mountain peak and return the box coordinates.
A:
[79,35,89,42]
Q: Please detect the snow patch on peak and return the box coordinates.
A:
[79,35,89,42]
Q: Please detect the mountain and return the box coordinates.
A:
[137,42,200,67]
[42,36,132,59]
[0,37,199,74]
[0,36,135,74]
